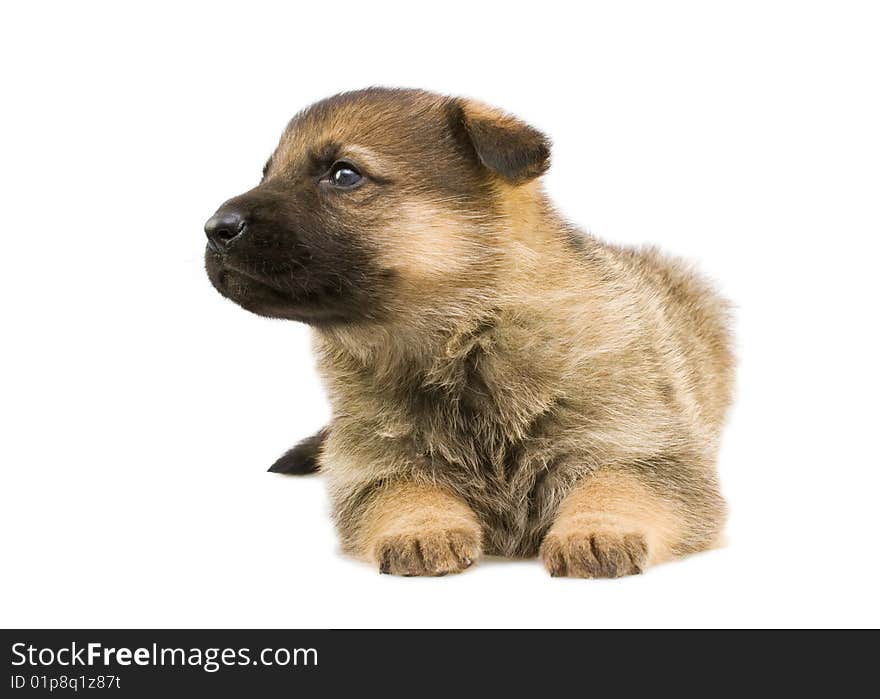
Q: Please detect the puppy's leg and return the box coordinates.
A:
[268,428,328,474]
[540,468,709,578]
[350,482,482,576]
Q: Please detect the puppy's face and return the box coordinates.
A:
[204,88,549,326]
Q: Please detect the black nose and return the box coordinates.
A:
[204,208,247,252]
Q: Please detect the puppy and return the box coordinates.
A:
[205,88,734,577]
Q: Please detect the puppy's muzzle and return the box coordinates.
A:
[204,207,247,253]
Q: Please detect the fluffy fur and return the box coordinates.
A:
[205,88,735,577]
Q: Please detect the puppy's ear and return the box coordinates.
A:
[449,98,551,184]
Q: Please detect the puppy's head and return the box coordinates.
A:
[204,88,550,326]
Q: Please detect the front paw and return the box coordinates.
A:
[540,529,648,579]
[375,528,481,577]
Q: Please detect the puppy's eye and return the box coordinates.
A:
[328,162,363,188]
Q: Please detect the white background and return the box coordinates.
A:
[1,1,878,629]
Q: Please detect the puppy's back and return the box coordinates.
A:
[613,244,735,438]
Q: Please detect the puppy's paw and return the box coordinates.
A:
[540,529,648,579]
[375,528,480,577]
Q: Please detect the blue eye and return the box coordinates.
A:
[329,162,363,188]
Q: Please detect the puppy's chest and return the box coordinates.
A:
[370,362,559,471]
[407,395,556,501]
[334,348,562,481]
[364,378,563,556]
[418,421,524,478]
[418,422,555,557]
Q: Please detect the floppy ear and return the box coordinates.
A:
[451,98,551,184]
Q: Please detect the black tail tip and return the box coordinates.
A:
[267,429,327,475]
[268,451,320,475]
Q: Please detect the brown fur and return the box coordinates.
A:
[541,470,682,577]
[206,88,735,577]
[357,482,482,576]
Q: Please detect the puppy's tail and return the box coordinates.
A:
[268,428,327,475]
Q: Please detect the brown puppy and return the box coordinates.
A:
[205,88,734,577]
